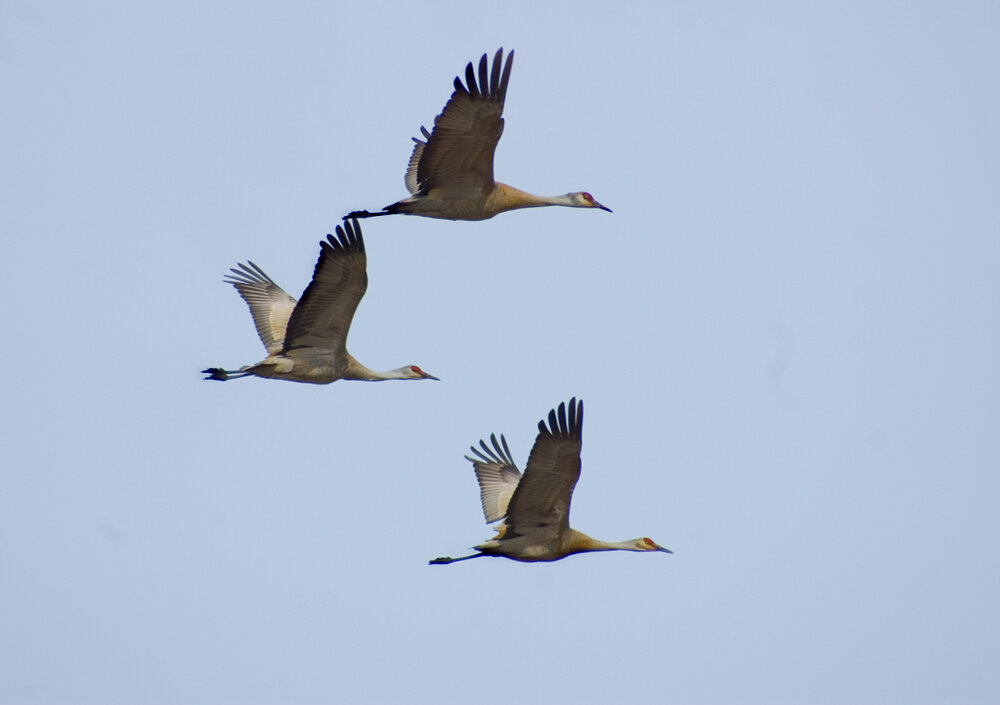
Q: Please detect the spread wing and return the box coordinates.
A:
[224,262,297,356]
[466,433,521,523]
[405,48,513,200]
[281,219,367,361]
[503,398,583,543]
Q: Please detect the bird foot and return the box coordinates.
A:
[428,556,453,565]
[202,367,229,381]
[343,209,389,220]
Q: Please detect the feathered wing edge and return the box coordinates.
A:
[403,48,514,197]
[500,398,584,541]
[538,397,583,442]
[466,433,521,525]
[280,218,367,356]
[223,261,297,355]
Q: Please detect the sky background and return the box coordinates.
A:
[2,1,999,703]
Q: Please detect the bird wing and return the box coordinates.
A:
[466,433,521,523]
[281,219,367,362]
[503,399,584,542]
[405,48,514,200]
[224,262,297,356]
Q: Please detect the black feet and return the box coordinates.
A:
[343,209,388,220]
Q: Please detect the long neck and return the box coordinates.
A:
[563,529,644,555]
[343,354,408,381]
[492,183,577,211]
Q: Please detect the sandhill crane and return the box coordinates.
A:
[202,218,438,385]
[346,49,612,221]
[429,398,671,564]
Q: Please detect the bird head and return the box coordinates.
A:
[404,365,440,380]
[571,191,612,212]
[637,537,672,553]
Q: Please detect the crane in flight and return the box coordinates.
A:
[202,218,438,385]
[346,49,612,221]
[430,398,671,564]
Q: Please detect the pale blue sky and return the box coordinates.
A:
[2,1,999,703]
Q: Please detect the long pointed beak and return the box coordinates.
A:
[423,372,440,381]
[657,546,673,554]
[597,202,612,213]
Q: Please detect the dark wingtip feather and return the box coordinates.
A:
[451,49,511,103]
[223,261,274,288]
[500,434,514,463]
[492,433,510,465]
[343,217,363,250]
[478,52,489,98]
[467,432,514,466]
[465,61,478,97]
[489,48,502,97]
[324,218,364,255]
[539,398,583,439]
[499,49,514,104]
[468,440,493,465]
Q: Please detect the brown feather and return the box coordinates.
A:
[282,220,367,363]
[409,49,514,202]
[503,399,583,543]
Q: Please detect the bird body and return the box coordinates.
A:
[385,183,604,221]
[203,219,438,385]
[347,49,611,222]
[472,527,661,563]
[429,399,671,564]
[218,351,426,385]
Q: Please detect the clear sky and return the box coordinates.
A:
[2,1,999,703]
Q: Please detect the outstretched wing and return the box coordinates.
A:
[405,48,513,200]
[503,399,583,543]
[282,218,367,361]
[466,433,521,523]
[224,262,297,355]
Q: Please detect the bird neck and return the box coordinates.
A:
[564,530,644,554]
[492,183,577,211]
[343,354,407,381]
[542,193,581,207]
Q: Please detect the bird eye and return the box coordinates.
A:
[642,538,657,548]
[411,366,421,373]
[582,192,593,201]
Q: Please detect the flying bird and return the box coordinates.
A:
[430,398,671,564]
[202,218,438,385]
[346,49,611,221]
